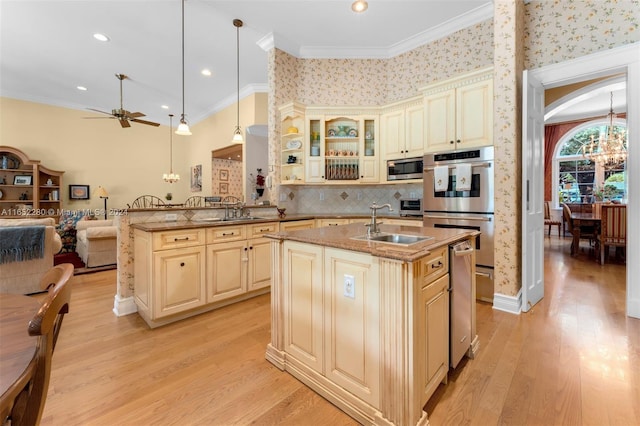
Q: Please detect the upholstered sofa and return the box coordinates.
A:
[76,219,117,268]
[0,218,63,294]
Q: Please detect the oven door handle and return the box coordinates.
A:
[424,214,492,222]
[423,162,492,172]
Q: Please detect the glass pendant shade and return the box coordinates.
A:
[175,115,191,136]
[232,126,243,144]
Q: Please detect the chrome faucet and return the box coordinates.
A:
[366,202,393,236]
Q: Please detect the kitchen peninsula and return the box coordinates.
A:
[265,223,480,425]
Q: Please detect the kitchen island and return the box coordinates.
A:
[265,223,479,426]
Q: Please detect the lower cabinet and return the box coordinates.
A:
[134,222,276,327]
[283,242,381,407]
[418,273,449,405]
[279,219,315,231]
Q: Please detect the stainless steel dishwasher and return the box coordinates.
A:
[449,240,474,369]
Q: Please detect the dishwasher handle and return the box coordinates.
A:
[453,247,474,257]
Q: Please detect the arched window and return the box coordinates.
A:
[553,118,627,206]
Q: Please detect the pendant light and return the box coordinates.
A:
[231,19,244,144]
[175,0,191,136]
[164,114,180,183]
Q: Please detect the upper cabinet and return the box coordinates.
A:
[279,102,306,185]
[0,146,64,219]
[381,96,425,160]
[422,67,493,153]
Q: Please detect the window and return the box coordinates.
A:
[554,120,627,206]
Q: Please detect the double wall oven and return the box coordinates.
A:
[423,146,494,303]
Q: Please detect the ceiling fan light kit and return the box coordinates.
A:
[176,0,191,136]
[232,18,244,144]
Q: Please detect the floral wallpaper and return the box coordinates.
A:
[212,158,242,199]
[524,0,639,69]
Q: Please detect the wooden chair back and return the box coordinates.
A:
[544,201,551,220]
[9,264,73,426]
[561,203,574,233]
[544,201,561,236]
[129,195,165,208]
[600,204,626,246]
[184,196,205,207]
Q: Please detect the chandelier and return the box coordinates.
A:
[582,92,627,169]
[163,114,180,183]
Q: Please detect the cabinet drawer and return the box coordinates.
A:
[280,219,315,232]
[248,221,278,238]
[419,246,448,286]
[206,224,246,243]
[152,229,205,250]
[316,218,350,227]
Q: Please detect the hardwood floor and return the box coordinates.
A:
[40,235,637,425]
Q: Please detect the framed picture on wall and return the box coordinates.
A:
[69,184,90,200]
[219,169,229,181]
[191,164,202,192]
[219,182,228,194]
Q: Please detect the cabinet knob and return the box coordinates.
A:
[249,246,253,250]
[180,262,185,267]
[456,139,461,144]
[449,140,454,144]
[244,247,248,251]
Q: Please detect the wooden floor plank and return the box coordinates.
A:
[36,235,637,425]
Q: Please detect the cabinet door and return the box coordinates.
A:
[152,246,206,319]
[206,240,247,302]
[247,237,271,291]
[283,241,324,374]
[381,110,405,159]
[424,89,456,153]
[359,156,379,183]
[418,273,449,405]
[306,157,325,182]
[404,104,425,158]
[456,78,493,149]
[324,248,380,406]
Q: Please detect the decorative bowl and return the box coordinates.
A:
[287,126,299,134]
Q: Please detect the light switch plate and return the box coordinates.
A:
[344,274,355,299]
[165,213,177,221]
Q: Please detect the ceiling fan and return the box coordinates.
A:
[85,73,160,128]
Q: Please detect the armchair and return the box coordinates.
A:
[0,218,63,294]
[76,219,117,268]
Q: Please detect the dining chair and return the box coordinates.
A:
[544,201,561,237]
[7,263,73,426]
[128,195,165,208]
[598,204,626,265]
[561,203,597,256]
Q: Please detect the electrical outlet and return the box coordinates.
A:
[343,274,355,299]
[319,191,324,201]
[410,192,417,198]
[357,192,363,200]
[165,213,177,222]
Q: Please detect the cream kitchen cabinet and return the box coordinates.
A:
[133,221,276,328]
[134,228,207,325]
[316,218,350,227]
[423,67,493,153]
[383,218,423,227]
[381,96,425,160]
[207,221,276,301]
[279,219,316,232]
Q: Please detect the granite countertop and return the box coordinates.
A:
[265,222,479,262]
[130,214,422,232]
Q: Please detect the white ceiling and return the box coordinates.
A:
[0,0,626,129]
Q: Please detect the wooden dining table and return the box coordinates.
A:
[570,210,602,257]
[0,293,40,421]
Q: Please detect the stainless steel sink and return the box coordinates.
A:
[222,216,266,221]
[352,233,433,245]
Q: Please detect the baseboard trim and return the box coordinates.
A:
[492,290,522,315]
[113,295,137,317]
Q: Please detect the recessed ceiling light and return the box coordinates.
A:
[351,0,368,13]
[161,105,169,109]
[93,33,110,42]
[201,69,212,77]
[77,86,87,91]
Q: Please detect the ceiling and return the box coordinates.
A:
[0,0,626,129]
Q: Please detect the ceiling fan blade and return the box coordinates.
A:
[83,117,116,119]
[119,119,131,128]
[128,112,145,118]
[130,118,160,127]
[87,108,113,116]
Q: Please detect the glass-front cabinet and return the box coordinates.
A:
[304,110,378,184]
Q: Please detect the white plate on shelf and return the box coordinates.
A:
[286,140,302,149]
[0,189,3,199]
